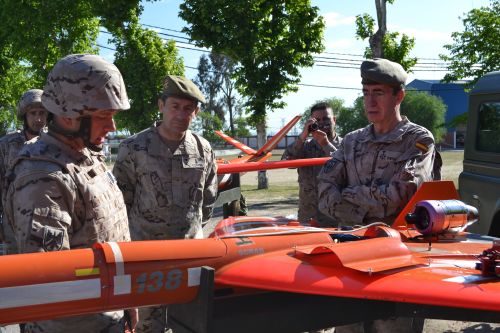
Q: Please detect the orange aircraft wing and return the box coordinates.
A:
[215,115,302,164]
[215,130,257,156]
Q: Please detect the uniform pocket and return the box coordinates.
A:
[31,206,71,251]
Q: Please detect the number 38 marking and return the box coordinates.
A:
[136,269,183,293]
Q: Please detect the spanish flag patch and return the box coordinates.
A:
[415,142,429,153]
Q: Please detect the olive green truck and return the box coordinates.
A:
[459,71,500,237]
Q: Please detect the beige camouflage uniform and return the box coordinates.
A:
[0,131,27,255]
[318,116,435,226]
[282,134,342,226]
[1,89,46,255]
[2,54,132,333]
[113,126,217,241]
[113,127,217,332]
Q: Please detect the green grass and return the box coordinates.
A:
[241,184,298,201]
[241,150,464,200]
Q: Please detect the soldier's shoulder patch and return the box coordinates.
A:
[42,226,65,252]
[322,158,336,173]
[415,141,429,153]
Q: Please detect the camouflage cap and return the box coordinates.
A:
[360,58,408,88]
[162,75,206,103]
[42,54,130,118]
[17,89,44,120]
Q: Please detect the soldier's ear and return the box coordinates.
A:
[193,106,200,117]
[396,89,405,104]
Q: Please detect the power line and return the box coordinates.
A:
[97,44,469,93]
[100,29,468,71]
[138,22,454,62]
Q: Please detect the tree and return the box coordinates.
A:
[0,52,38,135]
[113,21,184,134]
[334,91,446,140]
[195,54,225,124]
[355,0,417,71]
[337,97,370,136]
[0,0,183,134]
[191,111,224,144]
[400,90,447,141]
[196,53,245,137]
[441,0,500,86]
[180,0,325,188]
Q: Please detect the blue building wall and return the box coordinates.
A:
[406,79,469,126]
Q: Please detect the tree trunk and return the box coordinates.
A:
[256,121,268,189]
[370,0,387,58]
[227,95,235,137]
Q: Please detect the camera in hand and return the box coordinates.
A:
[308,123,319,132]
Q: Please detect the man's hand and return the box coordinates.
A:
[312,130,330,147]
[299,117,318,142]
[124,308,139,333]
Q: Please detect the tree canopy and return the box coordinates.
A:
[194,53,248,138]
[400,90,447,140]
[112,21,184,134]
[334,91,446,140]
[355,0,417,71]
[441,0,500,85]
[180,0,325,188]
[0,0,183,134]
[337,97,370,136]
[180,0,325,125]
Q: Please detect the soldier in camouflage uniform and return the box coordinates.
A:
[2,54,137,333]
[282,102,342,227]
[318,58,431,333]
[0,89,48,256]
[0,89,48,333]
[113,75,218,333]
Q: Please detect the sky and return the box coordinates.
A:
[98,0,491,134]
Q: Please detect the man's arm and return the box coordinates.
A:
[113,142,137,213]
[317,144,349,220]
[319,139,436,225]
[202,149,218,222]
[282,118,319,160]
[9,171,75,253]
[340,142,435,215]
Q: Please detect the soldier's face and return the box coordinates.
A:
[362,84,404,125]
[89,110,117,146]
[311,109,335,137]
[159,96,199,136]
[25,107,48,133]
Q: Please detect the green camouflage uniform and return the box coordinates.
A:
[282,134,342,226]
[0,131,27,255]
[113,126,218,333]
[318,117,435,226]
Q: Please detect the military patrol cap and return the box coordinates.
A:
[360,58,408,88]
[17,89,44,120]
[42,54,130,118]
[162,75,206,103]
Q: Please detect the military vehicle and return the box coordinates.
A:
[459,71,500,237]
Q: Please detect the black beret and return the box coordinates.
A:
[360,58,408,87]
[162,75,206,103]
